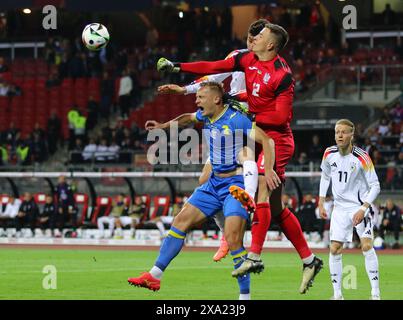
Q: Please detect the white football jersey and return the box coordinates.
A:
[320,145,380,210]
[185,49,248,96]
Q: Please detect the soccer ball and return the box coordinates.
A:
[373,236,385,250]
[82,23,109,51]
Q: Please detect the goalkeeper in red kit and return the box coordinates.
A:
[157,22,323,294]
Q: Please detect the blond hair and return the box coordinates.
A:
[199,81,224,97]
[336,119,355,133]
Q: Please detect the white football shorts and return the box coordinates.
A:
[329,206,374,243]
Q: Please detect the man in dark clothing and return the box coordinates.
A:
[3,121,20,148]
[30,132,48,163]
[38,194,57,236]
[100,71,114,120]
[86,95,99,131]
[55,175,77,234]
[379,199,401,249]
[308,134,323,163]
[14,192,38,237]
[297,194,318,240]
[47,111,62,155]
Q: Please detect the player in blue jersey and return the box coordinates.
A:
[128,82,280,300]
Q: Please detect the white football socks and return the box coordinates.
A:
[150,266,163,279]
[329,253,343,298]
[363,248,380,297]
[243,160,258,199]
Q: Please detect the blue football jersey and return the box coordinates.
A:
[196,106,253,173]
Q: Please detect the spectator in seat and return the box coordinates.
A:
[67,106,80,150]
[97,194,127,239]
[14,192,38,238]
[100,71,114,120]
[297,194,317,241]
[55,175,76,236]
[6,83,22,97]
[71,138,84,163]
[118,68,132,120]
[47,110,62,155]
[32,123,46,140]
[30,132,48,163]
[107,140,120,162]
[382,3,396,26]
[379,199,401,249]
[390,102,402,123]
[378,118,390,136]
[3,122,20,148]
[132,140,144,151]
[0,195,21,237]
[308,134,323,163]
[16,139,31,165]
[95,138,108,162]
[120,196,147,238]
[73,110,87,146]
[115,121,126,146]
[82,138,97,162]
[38,194,57,237]
[86,95,99,131]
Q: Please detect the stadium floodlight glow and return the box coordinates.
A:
[179,11,184,19]
[22,8,31,14]
[204,6,209,12]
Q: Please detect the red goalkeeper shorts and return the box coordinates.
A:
[256,131,295,182]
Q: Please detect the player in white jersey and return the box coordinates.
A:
[157,30,260,262]
[318,119,381,300]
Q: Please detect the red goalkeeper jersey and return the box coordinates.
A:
[179,51,295,134]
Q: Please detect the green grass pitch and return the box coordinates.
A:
[1,248,402,300]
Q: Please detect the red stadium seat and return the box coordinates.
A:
[74,193,90,226]
[91,196,113,224]
[34,192,48,210]
[149,196,171,220]
[0,194,11,205]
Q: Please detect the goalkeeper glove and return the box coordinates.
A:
[157,57,180,73]
[223,93,249,114]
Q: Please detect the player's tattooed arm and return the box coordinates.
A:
[145,113,200,130]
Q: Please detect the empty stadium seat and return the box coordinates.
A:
[74,193,90,226]
[149,196,170,220]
